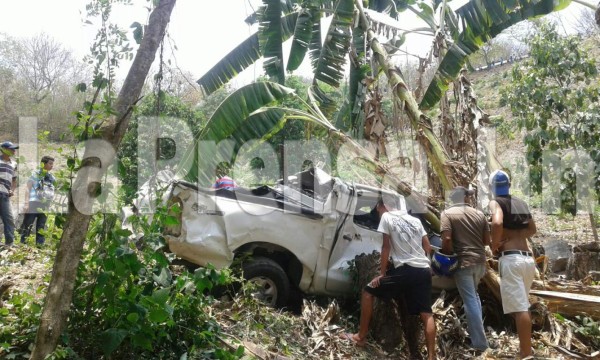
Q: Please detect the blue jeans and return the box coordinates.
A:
[0,195,15,244]
[454,263,488,350]
[20,201,48,245]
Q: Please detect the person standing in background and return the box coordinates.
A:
[0,141,19,246]
[20,156,56,246]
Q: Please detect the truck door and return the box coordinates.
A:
[324,189,383,294]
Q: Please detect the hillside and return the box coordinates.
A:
[469,58,599,247]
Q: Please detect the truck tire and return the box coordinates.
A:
[242,257,290,308]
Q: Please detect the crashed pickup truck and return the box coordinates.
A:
[135,168,454,307]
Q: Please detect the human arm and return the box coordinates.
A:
[441,230,453,255]
[23,180,33,212]
[422,235,432,256]
[440,212,453,254]
[8,174,17,197]
[370,234,391,288]
[483,220,491,247]
[380,234,391,276]
[489,200,504,254]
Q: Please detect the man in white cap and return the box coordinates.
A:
[489,169,537,359]
[441,186,491,351]
[0,141,18,245]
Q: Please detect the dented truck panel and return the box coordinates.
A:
[217,194,327,292]
[143,168,455,302]
[165,185,233,269]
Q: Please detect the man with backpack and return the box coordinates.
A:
[489,169,537,359]
[20,155,56,246]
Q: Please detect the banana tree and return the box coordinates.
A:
[177,81,441,228]
[195,0,581,194]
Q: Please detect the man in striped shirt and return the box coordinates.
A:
[0,141,18,245]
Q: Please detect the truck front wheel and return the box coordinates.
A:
[242,257,290,308]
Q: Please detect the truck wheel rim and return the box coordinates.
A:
[248,276,278,306]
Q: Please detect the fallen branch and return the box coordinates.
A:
[530,290,600,320]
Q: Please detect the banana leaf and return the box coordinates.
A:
[260,0,286,84]
[196,12,299,96]
[312,0,354,88]
[178,81,296,183]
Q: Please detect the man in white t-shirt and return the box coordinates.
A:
[344,194,436,360]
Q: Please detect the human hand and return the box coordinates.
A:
[368,275,384,288]
[8,190,13,197]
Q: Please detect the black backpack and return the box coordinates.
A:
[495,195,531,230]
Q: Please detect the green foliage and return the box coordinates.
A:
[62,209,238,359]
[574,316,600,349]
[118,92,205,203]
[491,115,514,140]
[503,22,600,214]
[0,284,45,358]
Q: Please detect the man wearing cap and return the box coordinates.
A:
[0,141,19,245]
[440,186,491,351]
[20,155,56,245]
[489,169,537,359]
[344,194,437,360]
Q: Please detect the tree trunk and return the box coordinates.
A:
[482,261,502,303]
[29,1,176,358]
[530,290,600,320]
[354,0,461,192]
[354,253,421,357]
[567,242,600,280]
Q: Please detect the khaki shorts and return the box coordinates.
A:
[499,254,535,313]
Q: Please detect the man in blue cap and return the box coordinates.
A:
[0,141,19,245]
[489,169,537,359]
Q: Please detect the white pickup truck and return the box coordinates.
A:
[135,168,454,307]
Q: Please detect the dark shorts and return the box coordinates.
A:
[364,265,432,315]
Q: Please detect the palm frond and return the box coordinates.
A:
[287,8,315,71]
[308,83,338,120]
[368,0,414,19]
[345,26,368,134]
[259,0,284,83]
[196,11,299,96]
[178,81,296,183]
[196,34,261,96]
[308,11,323,71]
[312,0,354,88]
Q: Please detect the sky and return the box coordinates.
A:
[0,0,590,88]
[0,0,434,87]
[0,0,268,86]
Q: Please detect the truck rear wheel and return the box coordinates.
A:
[242,257,290,308]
